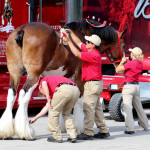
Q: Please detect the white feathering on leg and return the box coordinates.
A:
[72,97,84,134]
[59,112,66,133]
[58,97,84,134]
[15,83,38,140]
[59,97,84,134]
[0,89,16,139]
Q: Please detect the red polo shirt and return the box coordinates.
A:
[40,75,75,98]
[80,44,102,81]
[124,59,143,82]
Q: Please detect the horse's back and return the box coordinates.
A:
[6,24,27,68]
[22,23,55,38]
[7,22,58,51]
[6,22,59,75]
[21,23,58,58]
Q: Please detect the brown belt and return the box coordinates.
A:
[86,80,101,82]
[59,83,76,87]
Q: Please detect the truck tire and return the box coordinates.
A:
[109,93,125,121]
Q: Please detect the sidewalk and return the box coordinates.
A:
[0,110,150,150]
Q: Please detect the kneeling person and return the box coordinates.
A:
[39,75,80,143]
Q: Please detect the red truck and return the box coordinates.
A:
[101,54,150,121]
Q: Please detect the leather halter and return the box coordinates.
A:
[86,19,107,28]
[85,19,123,63]
[105,31,123,63]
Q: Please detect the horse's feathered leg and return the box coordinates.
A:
[15,75,39,140]
[0,27,25,139]
[0,73,22,139]
[0,89,16,139]
[58,97,84,134]
[0,42,23,140]
[59,113,66,133]
[72,97,84,134]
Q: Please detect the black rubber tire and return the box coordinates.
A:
[109,93,125,121]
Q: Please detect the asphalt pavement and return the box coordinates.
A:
[0,106,150,150]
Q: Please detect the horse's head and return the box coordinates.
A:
[102,29,127,66]
[65,19,127,66]
[84,19,127,66]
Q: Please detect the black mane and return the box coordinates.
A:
[65,19,117,43]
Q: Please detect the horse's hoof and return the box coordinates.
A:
[21,138,26,140]
[28,138,36,141]
[21,137,36,141]
[1,137,13,140]
[6,138,13,140]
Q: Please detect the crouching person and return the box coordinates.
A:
[39,75,80,143]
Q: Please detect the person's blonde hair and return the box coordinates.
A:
[135,53,144,61]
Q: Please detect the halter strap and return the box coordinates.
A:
[86,19,107,28]
[105,31,123,63]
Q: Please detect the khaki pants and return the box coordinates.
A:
[48,84,80,140]
[83,80,109,136]
[122,84,149,131]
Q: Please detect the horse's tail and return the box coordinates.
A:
[15,30,24,48]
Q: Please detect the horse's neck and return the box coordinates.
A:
[44,31,69,71]
[99,41,110,53]
[56,31,61,40]
[99,39,117,53]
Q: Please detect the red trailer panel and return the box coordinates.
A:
[0,0,150,112]
[0,0,65,109]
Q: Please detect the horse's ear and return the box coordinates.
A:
[120,28,128,39]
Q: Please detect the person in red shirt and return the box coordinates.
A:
[35,75,80,143]
[116,47,149,134]
[63,29,110,140]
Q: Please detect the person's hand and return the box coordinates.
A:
[63,36,70,43]
[64,28,71,33]
[121,57,127,64]
[29,117,37,124]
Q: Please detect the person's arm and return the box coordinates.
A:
[29,103,49,124]
[67,39,81,59]
[42,81,53,109]
[65,29,82,48]
[63,32,81,58]
[116,57,127,74]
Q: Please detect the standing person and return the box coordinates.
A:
[63,29,110,140]
[38,75,80,143]
[116,47,149,134]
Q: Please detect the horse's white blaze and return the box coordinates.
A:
[15,82,38,140]
[59,97,84,134]
[0,88,16,139]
